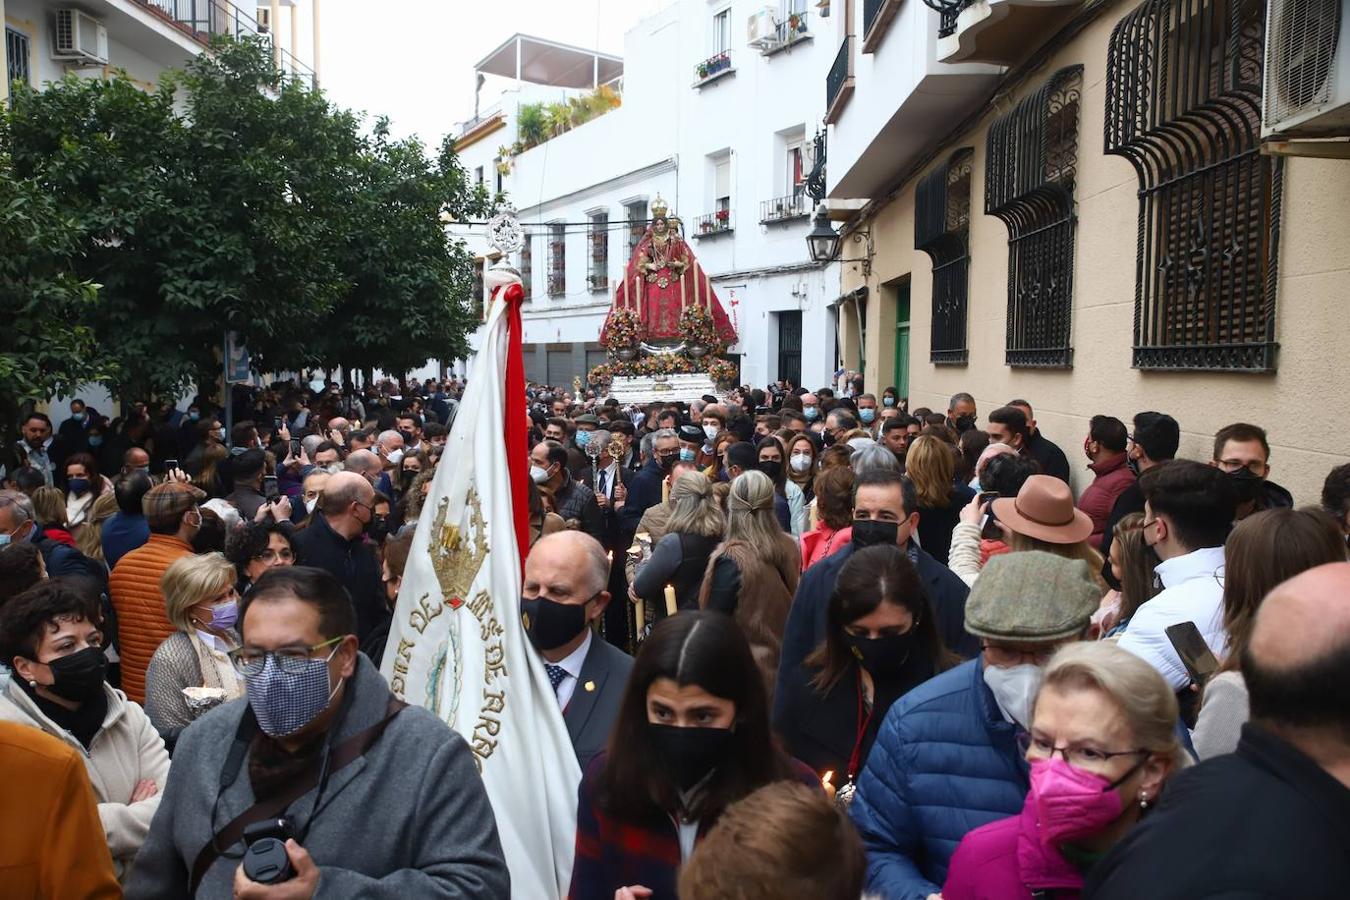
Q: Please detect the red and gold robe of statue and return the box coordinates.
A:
[601,228,738,345]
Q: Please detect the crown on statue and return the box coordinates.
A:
[651,195,670,219]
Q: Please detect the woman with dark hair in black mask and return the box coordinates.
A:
[0,579,170,880]
[569,611,818,900]
[774,545,957,801]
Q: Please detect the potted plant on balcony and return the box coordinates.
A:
[697,61,710,80]
[715,208,730,228]
[788,12,805,35]
[700,219,713,234]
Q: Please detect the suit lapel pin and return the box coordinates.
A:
[584,680,596,693]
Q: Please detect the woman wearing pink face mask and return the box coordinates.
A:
[942,642,1188,900]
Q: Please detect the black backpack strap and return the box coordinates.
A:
[188,697,406,895]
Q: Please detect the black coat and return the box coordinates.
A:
[773,655,934,780]
[1024,430,1071,484]
[618,458,665,542]
[773,542,978,724]
[291,513,387,643]
[1086,723,1350,900]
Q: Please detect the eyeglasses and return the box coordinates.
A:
[229,636,342,676]
[1018,732,1149,770]
[981,643,1058,667]
[254,548,295,564]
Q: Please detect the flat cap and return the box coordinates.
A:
[142,481,207,521]
[964,551,1100,642]
[573,414,600,426]
[677,424,704,444]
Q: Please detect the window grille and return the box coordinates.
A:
[916,148,974,365]
[985,65,1084,368]
[6,28,31,98]
[588,212,609,292]
[548,224,566,297]
[1105,0,1281,372]
[519,230,532,301]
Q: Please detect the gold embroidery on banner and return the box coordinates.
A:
[463,588,508,770]
[408,593,442,634]
[390,637,415,698]
[430,490,488,611]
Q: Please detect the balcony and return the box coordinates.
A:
[760,192,811,225]
[825,2,1002,201]
[761,11,813,58]
[692,211,734,239]
[693,51,734,88]
[931,0,1086,65]
[134,0,314,79]
[824,37,854,124]
[862,0,905,53]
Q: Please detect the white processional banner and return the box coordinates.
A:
[380,267,582,898]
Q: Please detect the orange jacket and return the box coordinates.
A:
[109,533,193,704]
[0,721,121,899]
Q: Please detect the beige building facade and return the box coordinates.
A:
[824,0,1350,505]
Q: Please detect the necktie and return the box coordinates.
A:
[598,469,608,497]
[545,663,568,694]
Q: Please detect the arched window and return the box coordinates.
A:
[1105,0,1281,371]
[986,66,1084,368]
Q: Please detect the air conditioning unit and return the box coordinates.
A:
[53,9,108,66]
[1262,0,1350,138]
[747,7,777,48]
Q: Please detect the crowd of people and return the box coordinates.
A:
[0,373,1348,898]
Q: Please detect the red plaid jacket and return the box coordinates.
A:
[567,752,821,900]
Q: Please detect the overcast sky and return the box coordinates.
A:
[295,0,670,151]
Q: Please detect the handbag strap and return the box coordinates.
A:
[188,696,406,895]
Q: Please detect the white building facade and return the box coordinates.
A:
[451,2,842,393]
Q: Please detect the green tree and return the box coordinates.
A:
[2,37,483,403]
[0,144,109,431]
[305,120,491,375]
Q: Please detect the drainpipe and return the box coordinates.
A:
[311,0,321,86]
[289,0,299,75]
[0,0,8,107]
[270,0,281,69]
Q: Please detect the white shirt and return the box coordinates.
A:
[551,628,592,711]
[599,464,618,499]
[1117,545,1227,690]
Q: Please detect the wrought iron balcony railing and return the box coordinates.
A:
[136,0,315,80]
[694,51,733,85]
[760,192,811,224]
[825,36,853,122]
[762,11,812,55]
[921,0,975,38]
[692,211,734,237]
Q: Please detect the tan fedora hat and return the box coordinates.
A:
[990,474,1094,545]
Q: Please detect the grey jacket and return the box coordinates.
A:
[126,655,509,898]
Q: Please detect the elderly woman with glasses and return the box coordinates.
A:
[224,521,296,596]
[143,552,244,738]
[942,642,1189,900]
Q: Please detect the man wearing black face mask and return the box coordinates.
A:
[774,469,978,723]
[619,429,680,543]
[0,580,170,878]
[1098,411,1179,588]
[291,472,387,644]
[1209,422,1292,521]
[521,532,633,769]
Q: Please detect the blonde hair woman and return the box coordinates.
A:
[699,470,800,697]
[906,435,977,566]
[945,642,1189,899]
[632,471,724,614]
[143,552,242,734]
[75,490,120,564]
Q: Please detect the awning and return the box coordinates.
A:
[474,34,624,88]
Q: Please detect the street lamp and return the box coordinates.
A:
[806,203,841,263]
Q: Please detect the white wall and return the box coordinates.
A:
[451,0,842,390]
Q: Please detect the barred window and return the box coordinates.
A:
[6,28,31,98]
[519,230,532,301]
[588,211,609,292]
[547,223,566,298]
[1105,0,1280,372]
[985,65,1084,368]
[916,148,974,365]
[626,200,648,258]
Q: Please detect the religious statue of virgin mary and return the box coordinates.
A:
[600,196,737,346]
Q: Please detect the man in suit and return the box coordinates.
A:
[521,531,633,770]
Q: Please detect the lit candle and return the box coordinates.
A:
[821,770,836,800]
[663,584,677,617]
